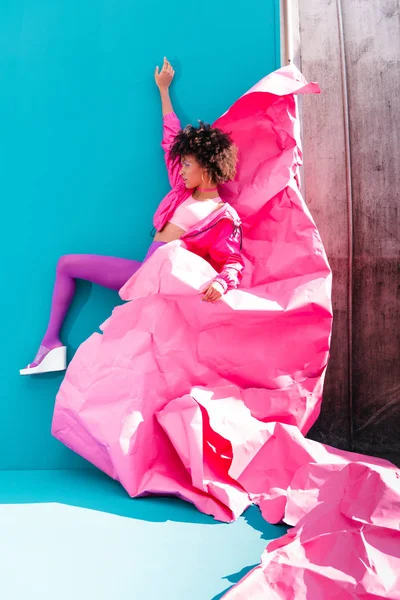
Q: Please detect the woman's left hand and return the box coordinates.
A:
[200,281,225,302]
[155,57,175,90]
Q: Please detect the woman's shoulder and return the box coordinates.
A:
[220,201,242,226]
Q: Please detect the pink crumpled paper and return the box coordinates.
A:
[52,66,400,598]
[222,458,400,599]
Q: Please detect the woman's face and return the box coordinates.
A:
[180,155,210,189]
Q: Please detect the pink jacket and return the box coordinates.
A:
[152,112,244,293]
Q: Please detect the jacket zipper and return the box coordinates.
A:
[238,225,243,250]
[153,207,242,246]
[183,220,220,239]
[184,221,243,249]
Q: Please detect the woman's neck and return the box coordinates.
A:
[193,187,219,201]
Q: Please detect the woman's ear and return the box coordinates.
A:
[201,170,212,185]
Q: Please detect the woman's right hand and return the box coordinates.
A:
[155,57,175,90]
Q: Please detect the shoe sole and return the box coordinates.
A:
[20,346,67,376]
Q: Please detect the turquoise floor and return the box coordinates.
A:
[0,469,285,600]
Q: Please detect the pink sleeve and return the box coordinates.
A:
[161,112,183,188]
[208,221,245,293]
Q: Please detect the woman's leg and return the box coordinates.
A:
[27,254,143,368]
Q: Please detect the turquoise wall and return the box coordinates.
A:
[1,0,280,469]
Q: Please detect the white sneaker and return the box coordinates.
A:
[20,346,67,375]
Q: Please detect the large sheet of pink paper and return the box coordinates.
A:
[52,66,399,597]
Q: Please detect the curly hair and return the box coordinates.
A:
[169,121,238,185]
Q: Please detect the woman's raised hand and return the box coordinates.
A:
[155,57,175,90]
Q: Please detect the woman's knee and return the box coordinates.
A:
[56,254,80,275]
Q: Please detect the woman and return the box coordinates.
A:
[20,57,244,376]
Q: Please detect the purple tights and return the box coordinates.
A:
[29,242,165,368]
